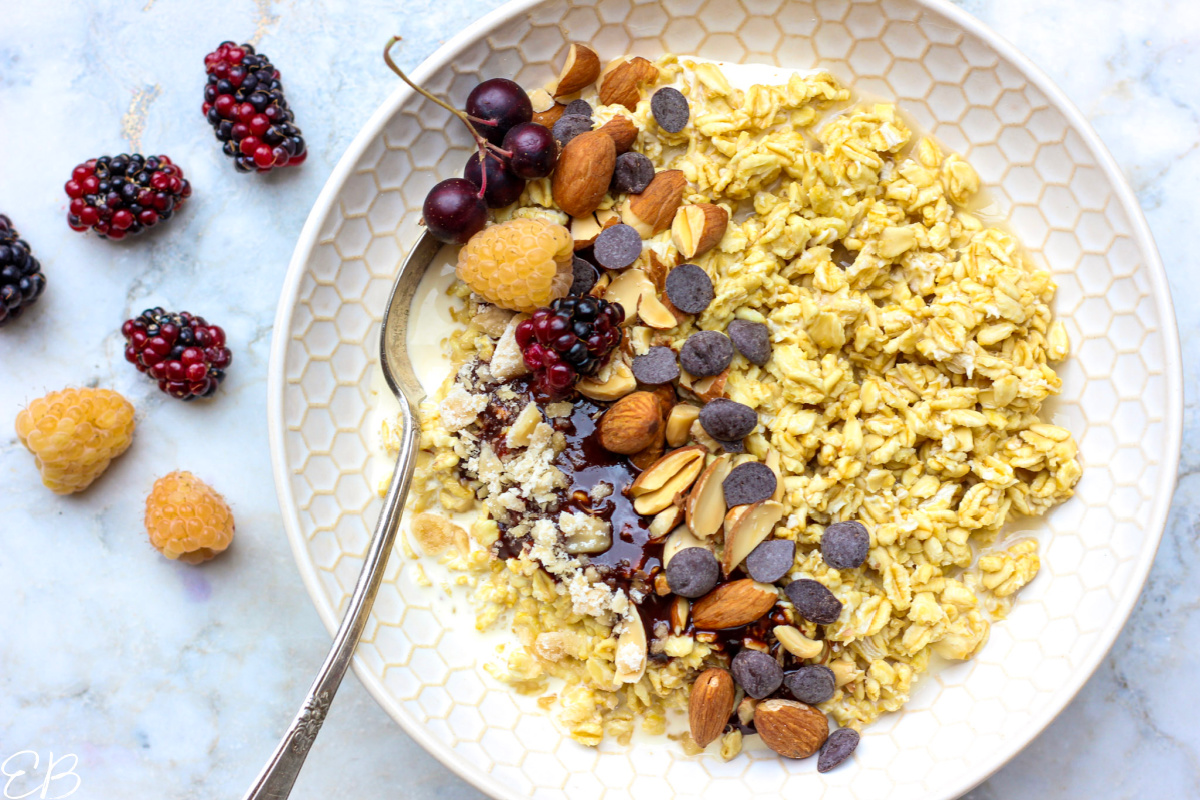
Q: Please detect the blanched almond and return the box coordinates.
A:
[721,500,784,576]
[671,203,729,258]
[685,453,732,539]
[637,291,679,330]
[603,269,654,326]
[666,403,700,446]
[613,610,648,684]
[554,43,601,98]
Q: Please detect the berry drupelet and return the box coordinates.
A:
[203,41,307,173]
[65,155,192,239]
[0,215,46,326]
[122,308,232,401]
[516,296,624,394]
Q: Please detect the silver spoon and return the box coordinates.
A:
[243,229,441,800]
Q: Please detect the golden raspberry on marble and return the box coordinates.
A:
[145,471,235,563]
[15,387,136,494]
[455,218,574,312]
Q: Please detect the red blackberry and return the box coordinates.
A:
[515,296,624,395]
[203,41,306,173]
[65,155,192,239]
[0,215,46,326]
[122,308,232,401]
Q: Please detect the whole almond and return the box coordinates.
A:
[691,579,777,629]
[598,115,638,154]
[599,57,659,110]
[552,130,616,218]
[753,698,829,759]
[689,668,736,748]
[554,43,601,98]
[672,203,729,258]
[621,169,687,238]
[599,391,663,454]
[533,103,566,128]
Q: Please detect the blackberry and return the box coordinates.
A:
[64,155,192,239]
[0,215,46,326]
[203,41,307,173]
[121,308,232,401]
[514,296,624,395]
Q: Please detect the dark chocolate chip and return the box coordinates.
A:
[569,256,599,296]
[632,346,679,385]
[698,398,756,441]
[612,151,655,194]
[784,664,836,705]
[722,462,777,507]
[592,223,643,270]
[679,330,734,377]
[665,547,720,599]
[731,649,783,699]
[727,319,772,366]
[820,521,870,570]
[817,727,860,773]
[664,263,714,315]
[716,437,745,454]
[650,87,690,134]
[745,539,795,583]
[552,114,593,147]
[564,99,593,118]
[785,579,843,625]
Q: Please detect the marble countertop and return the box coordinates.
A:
[1,1,1196,797]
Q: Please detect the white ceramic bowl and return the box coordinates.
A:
[267,1,1183,797]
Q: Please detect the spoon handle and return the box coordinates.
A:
[242,398,420,800]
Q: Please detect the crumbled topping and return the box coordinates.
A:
[489,314,530,380]
[438,385,487,432]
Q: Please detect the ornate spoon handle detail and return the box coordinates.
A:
[242,399,419,800]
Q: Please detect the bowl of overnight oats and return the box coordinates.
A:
[267,1,1182,798]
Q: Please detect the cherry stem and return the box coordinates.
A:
[383,35,495,200]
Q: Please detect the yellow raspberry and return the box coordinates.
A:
[455,218,574,312]
[15,387,136,494]
[145,471,235,564]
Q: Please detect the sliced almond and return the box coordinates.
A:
[599,57,658,110]
[721,500,784,576]
[691,579,778,629]
[630,447,705,495]
[688,668,735,748]
[631,450,706,515]
[671,203,729,259]
[649,505,685,541]
[773,625,824,660]
[680,369,729,403]
[685,453,732,539]
[645,250,671,291]
[598,115,638,154]
[577,358,636,401]
[571,213,604,249]
[765,448,785,502]
[637,291,679,330]
[602,269,654,326]
[588,271,611,298]
[613,611,648,684]
[621,169,687,238]
[669,595,690,633]
[666,404,700,446]
[662,524,709,567]
[552,130,616,218]
[528,88,555,113]
[554,43,601,98]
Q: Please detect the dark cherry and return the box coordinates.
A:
[465,78,532,144]
[502,122,558,179]
[422,178,487,244]
[463,152,525,208]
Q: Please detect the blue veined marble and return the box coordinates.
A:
[0,1,1196,798]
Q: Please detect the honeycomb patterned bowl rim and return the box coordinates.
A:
[266,1,1183,797]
